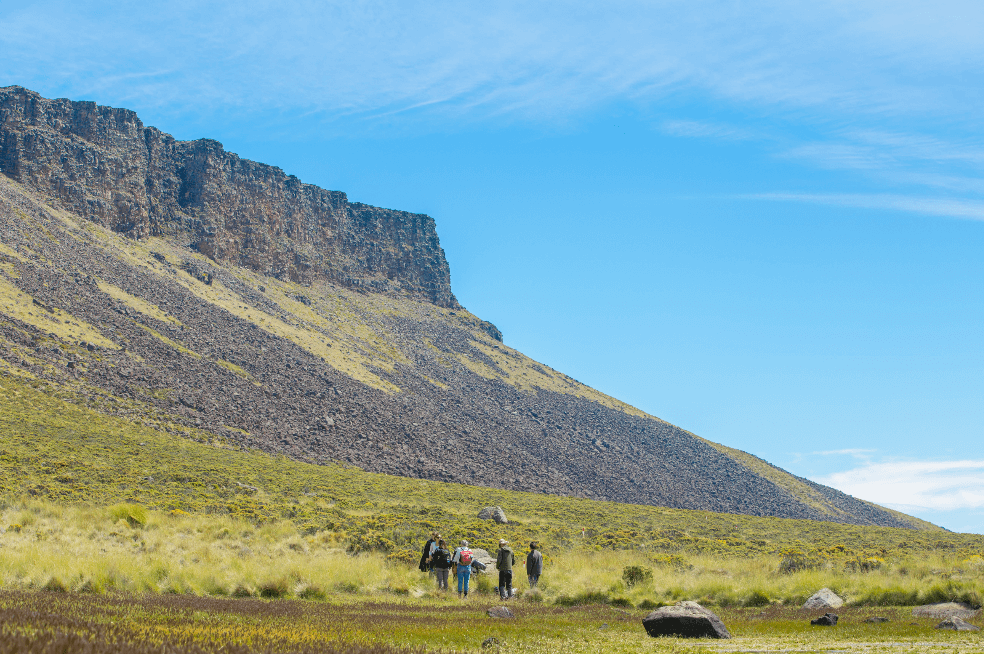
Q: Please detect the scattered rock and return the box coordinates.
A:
[913,602,980,619]
[478,506,508,524]
[811,613,838,626]
[481,636,500,649]
[642,601,731,639]
[865,616,889,623]
[803,588,844,610]
[487,606,514,619]
[936,617,980,631]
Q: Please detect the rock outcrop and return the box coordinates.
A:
[0,86,457,308]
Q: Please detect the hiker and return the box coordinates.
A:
[431,538,452,590]
[418,531,438,573]
[426,533,443,577]
[495,538,516,600]
[451,539,474,598]
[526,541,543,588]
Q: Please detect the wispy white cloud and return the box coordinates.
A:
[744,193,984,221]
[816,460,984,512]
[2,0,983,129]
[812,448,876,457]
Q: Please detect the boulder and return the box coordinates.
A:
[913,602,980,619]
[811,613,838,626]
[642,601,731,639]
[478,506,508,524]
[803,588,844,610]
[468,548,496,574]
[936,617,980,632]
[487,606,514,619]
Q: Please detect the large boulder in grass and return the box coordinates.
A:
[478,506,508,524]
[936,617,980,631]
[468,548,496,574]
[642,601,731,639]
[803,588,844,610]
[913,603,980,619]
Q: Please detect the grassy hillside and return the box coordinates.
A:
[2,374,981,570]
[0,173,938,525]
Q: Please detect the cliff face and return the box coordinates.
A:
[0,86,457,308]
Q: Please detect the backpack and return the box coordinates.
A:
[459,548,473,565]
[432,548,450,568]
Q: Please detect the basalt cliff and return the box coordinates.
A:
[0,86,927,530]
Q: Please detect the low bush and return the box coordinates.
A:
[108,504,148,528]
[621,565,653,587]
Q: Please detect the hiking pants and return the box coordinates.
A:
[456,565,471,594]
[435,568,449,590]
[498,570,513,596]
[528,574,539,588]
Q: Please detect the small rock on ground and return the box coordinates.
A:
[487,606,514,619]
[811,613,838,626]
[936,617,980,632]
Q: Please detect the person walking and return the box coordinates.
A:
[418,531,437,573]
[451,539,474,598]
[431,539,452,591]
[526,541,543,588]
[495,538,516,600]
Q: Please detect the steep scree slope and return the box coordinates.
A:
[0,88,924,529]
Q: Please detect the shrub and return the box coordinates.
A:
[230,584,255,598]
[778,549,824,574]
[610,597,632,608]
[622,565,653,587]
[257,578,289,598]
[299,584,327,600]
[743,590,770,607]
[637,599,666,610]
[109,504,148,528]
[43,577,67,593]
[522,588,544,603]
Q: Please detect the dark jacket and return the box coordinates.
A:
[526,549,543,576]
[496,547,516,572]
[418,538,436,572]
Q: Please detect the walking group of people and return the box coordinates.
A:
[418,532,544,599]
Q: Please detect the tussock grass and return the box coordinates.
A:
[1,499,981,609]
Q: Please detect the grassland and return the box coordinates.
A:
[1,372,983,612]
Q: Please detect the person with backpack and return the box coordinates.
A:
[526,541,543,588]
[418,532,438,573]
[495,539,516,600]
[451,539,474,598]
[431,538,452,590]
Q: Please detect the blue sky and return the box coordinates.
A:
[2,0,983,533]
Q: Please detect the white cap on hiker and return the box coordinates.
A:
[461,540,469,547]
[499,539,507,545]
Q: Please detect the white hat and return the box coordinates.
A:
[461,539,469,547]
[499,539,508,545]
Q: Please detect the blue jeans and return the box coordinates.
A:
[456,565,471,594]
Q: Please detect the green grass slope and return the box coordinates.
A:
[1,374,977,565]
